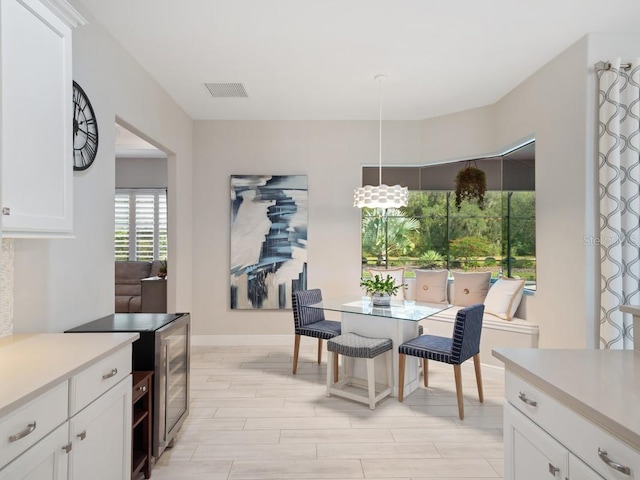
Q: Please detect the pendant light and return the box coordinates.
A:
[353,74,409,209]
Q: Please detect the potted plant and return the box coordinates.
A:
[360,274,404,306]
[454,162,487,210]
[158,259,167,279]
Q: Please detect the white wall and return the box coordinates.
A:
[11,2,193,333]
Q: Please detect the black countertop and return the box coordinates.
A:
[65,313,187,333]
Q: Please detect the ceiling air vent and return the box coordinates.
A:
[204,82,248,98]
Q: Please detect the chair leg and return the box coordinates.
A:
[326,350,334,397]
[333,352,339,383]
[398,354,406,402]
[366,358,376,409]
[423,358,429,387]
[385,350,393,396]
[453,364,464,420]
[473,354,484,403]
[317,338,323,364]
[293,334,301,374]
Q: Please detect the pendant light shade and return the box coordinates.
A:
[354,74,408,209]
[353,184,409,208]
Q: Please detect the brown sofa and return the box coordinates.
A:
[115,261,167,313]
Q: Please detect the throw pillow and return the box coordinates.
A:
[452,271,491,307]
[368,267,405,300]
[414,269,449,304]
[484,277,526,320]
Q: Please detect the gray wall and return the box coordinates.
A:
[116,157,168,189]
[190,33,640,349]
[9,17,640,350]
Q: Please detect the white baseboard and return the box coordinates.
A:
[192,334,294,346]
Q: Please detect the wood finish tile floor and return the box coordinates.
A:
[150,344,505,480]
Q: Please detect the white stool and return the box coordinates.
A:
[326,333,393,410]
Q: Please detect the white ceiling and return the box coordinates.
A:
[79,0,640,121]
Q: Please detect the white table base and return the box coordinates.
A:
[340,312,421,397]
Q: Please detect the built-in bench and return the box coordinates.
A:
[404,278,539,368]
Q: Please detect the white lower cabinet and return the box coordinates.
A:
[504,370,637,480]
[505,403,568,479]
[0,344,133,480]
[69,377,132,480]
[569,454,605,480]
[505,404,605,479]
[0,423,68,480]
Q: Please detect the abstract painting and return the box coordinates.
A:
[230,175,308,309]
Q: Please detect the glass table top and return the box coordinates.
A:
[307,296,450,322]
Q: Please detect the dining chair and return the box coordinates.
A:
[397,303,485,420]
[291,289,341,375]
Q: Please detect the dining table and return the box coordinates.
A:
[306,296,450,397]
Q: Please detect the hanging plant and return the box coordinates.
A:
[454,162,487,210]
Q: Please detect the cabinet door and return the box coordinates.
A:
[0,423,69,480]
[504,403,568,480]
[0,0,73,237]
[69,377,132,480]
[570,454,605,480]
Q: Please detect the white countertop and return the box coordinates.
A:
[620,305,640,316]
[0,332,139,417]
[493,348,640,450]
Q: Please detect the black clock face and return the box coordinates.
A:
[72,81,98,171]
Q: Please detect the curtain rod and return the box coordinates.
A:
[595,61,632,72]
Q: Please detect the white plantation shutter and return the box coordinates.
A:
[158,193,168,260]
[114,193,131,261]
[114,189,168,261]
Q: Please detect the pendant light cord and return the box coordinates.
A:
[376,74,385,185]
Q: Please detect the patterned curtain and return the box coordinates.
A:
[598,58,640,349]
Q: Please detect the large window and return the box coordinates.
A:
[115,189,167,261]
[360,143,536,289]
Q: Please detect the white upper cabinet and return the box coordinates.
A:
[0,0,86,237]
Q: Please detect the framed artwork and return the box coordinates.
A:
[230,175,308,309]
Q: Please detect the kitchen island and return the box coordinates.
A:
[493,348,640,479]
[0,332,138,479]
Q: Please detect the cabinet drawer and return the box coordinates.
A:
[505,370,554,423]
[0,381,68,469]
[70,345,132,415]
[506,371,640,479]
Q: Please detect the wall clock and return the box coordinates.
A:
[72,81,99,171]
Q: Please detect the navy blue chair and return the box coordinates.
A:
[291,289,341,375]
[397,303,485,419]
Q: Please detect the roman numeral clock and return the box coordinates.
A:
[72,81,98,171]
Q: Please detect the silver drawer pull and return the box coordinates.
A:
[8,421,36,442]
[137,385,147,392]
[548,463,559,476]
[77,430,87,441]
[102,368,118,380]
[598,448,631,475]
[518,391,538,407]
[62,442,72,454]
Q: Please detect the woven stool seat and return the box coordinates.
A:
[328,333,392,359]
[326,332,393,410]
